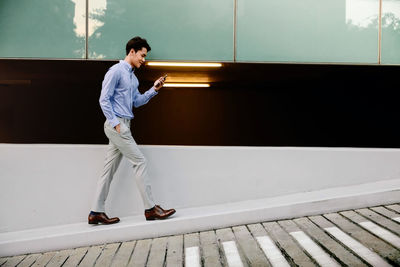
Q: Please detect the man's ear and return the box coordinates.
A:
[130,48,136,55]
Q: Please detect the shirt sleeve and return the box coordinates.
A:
[133,86,158,108]
[99,67,120,127]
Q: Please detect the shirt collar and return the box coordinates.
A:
[119,60,134,72]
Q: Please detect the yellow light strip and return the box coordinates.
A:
[147,62,222,67]
[164,83,210,88]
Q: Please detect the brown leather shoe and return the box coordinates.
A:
[88,212,120,225]
[145,205,176,221]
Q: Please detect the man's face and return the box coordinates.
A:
[129,47,147,69]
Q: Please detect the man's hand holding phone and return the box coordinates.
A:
[154,74,167,91]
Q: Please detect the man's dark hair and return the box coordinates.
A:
[126,36,151,55]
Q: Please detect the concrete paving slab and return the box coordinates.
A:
[324,212,400,265]
[146,237,167,267]
[371,206,400,220]
[127,239,151,267]
[356,208,400,235]
[2,254,25,267]
[62,247,88,267]
[47,249,75,267]
[247,224,267,238]
[232,225,270,266]
[293,217,367,266]
[78,245,103,267]
[165,235,183,267]
[247,223,290,267]
[184,233,200,267]
[308,215,335,228]
[216,228,247,267]
[111,241,136,267]
[0,257,8,265]
[32,251,57,267]
[386,204,400,213]
[263,221,315,267]
[184,232,200,248]
[15,253,41,267]
[94,243,119,267]
[341,210,400,248]
[279,220,340,266]
[323,226,391,267]
[199,231,222,267]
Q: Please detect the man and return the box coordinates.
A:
[88,36,175,224]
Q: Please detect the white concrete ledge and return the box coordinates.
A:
[1,144,400,256]
[1,178,399,257]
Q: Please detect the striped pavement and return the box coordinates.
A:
[1,203,400,266]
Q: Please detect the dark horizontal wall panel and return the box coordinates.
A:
[0,59,399,147]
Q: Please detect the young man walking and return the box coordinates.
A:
[88,36,175,224]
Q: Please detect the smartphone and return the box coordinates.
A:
[155,74,168,87]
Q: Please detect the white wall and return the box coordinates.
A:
[1,144,400,233]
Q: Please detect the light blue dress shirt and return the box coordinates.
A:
[99,60,158,127]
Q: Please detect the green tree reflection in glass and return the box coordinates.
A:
[382,0,400,64]
[0,0,85,58]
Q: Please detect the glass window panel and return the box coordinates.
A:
[381,0,400,64]
[0,0,85,58]
[237,0,379,63]
[88,0,234,61]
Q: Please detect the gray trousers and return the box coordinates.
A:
[92,117,156,212]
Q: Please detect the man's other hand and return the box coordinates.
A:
[115,124,121,133]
